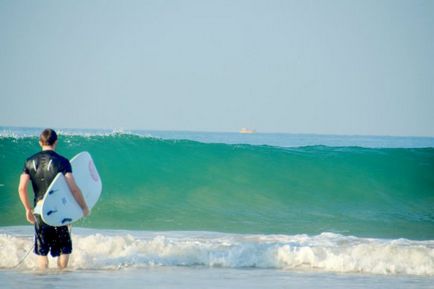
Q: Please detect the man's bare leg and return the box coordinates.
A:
[57,254,69,269]
[38,256,48,270]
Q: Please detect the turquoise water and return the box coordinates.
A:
[1,129,434,280]
[1,130,433,240]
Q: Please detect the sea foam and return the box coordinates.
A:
[1,228,433,276]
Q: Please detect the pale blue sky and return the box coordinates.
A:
[1,0,433,136]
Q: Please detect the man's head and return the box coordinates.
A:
[39,128,58,148]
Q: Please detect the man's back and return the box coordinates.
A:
[23,150,72,204]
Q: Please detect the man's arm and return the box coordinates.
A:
[18,173,35,224]
[64,173,90,217]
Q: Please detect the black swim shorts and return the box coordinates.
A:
[34,215,72,257]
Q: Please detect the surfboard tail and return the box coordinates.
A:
[33,205,42,215]
[33,200,43,215]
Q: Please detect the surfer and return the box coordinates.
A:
[18,128,89,270]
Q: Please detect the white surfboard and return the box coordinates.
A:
[33,151,102,226]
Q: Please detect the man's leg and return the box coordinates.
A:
[57,254,70,269]
[34,215,49,270]
[55,226,72,270]
[38,255,48,270]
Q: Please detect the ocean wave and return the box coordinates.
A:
[0,127,151,139]
[2,133,434,239]
[1,228,433,276]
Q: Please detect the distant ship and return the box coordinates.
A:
[240,128,256,134]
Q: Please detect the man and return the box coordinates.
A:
[18,128,89,270]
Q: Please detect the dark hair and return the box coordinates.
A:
[39,128,58,146]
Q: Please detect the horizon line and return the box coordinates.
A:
[1,125,434,139]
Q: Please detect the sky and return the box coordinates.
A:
[0,0,433,136]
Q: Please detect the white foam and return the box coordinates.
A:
[0,127,148,139]
[1,228,433,276]
[0,129,25,139]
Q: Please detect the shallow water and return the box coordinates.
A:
[2,266,434,289]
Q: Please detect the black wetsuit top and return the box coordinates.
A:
[23,150,72,205]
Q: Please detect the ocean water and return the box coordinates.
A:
[1,127,434,288]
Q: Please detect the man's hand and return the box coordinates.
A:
[82,206,90,217]
[26,209,35,224]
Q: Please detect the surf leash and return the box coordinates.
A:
[13,244,35,269]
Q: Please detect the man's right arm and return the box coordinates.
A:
[18,173,35,224]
